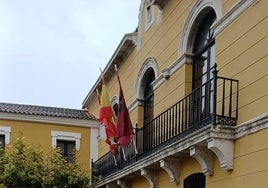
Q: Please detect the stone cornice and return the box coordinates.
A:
[82,32,137,108]
[234,113,268,139]
[0,112,99,128]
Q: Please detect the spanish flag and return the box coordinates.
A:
[99,77,117,154]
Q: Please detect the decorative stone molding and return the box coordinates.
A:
[111,96,119,107]
[94,115,268,188]
[161,68,170,79]
[117,179,131,188]
[235,113,268,139]
[207,138,234,170]
[135,57,158,99]
[190,146,214,175]
[152,0,169,10]
[51,131,81,150]
[179,0,223,55]
[160,158,181,184]
[151,53,193,91]
[156,8,162,25]
[141,168,159,188]
[145,0,155,31]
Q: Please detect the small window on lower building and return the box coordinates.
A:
[57,140,75,163]
[0,135,5,149]
[184,173,205,188]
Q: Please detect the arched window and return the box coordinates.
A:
[113,103,119,117]
[184,173,206,188]
[192,10,216,124]
[111,96,119,117]
[143,69,155,125]
[192,10,216,90]
[135,57,158,127]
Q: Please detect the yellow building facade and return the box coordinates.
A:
[0,103,99,171]
[84,0,268,187]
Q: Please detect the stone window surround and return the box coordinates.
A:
[51,131,81,150]
[135,57,158,100]
[0,126,11,145]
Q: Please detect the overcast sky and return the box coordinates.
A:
[0,0,140,109]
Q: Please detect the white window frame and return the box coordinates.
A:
[135,57,158,100]
[51,131,81,150]
[0,126,11,145]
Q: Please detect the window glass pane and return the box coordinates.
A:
[113,103,118,117]
[144,70,155,125]
[184,173,206,188]
[193,10,216,89]
[57,140,75,162]
[0,135,4,149]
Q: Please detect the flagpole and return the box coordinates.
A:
[112,155,117,166]
[99,67,103,74]
[121,147,127,161]
[132,136,138,155]
[96,89,101,105]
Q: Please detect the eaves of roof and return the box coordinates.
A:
[0,102,98,128]
[82,32,138,108]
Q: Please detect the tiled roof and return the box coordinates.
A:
[0,102,96,120]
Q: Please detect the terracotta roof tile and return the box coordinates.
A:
[0,102,96,120]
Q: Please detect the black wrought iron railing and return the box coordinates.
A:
[92,69,239,179]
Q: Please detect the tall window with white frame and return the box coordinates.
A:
[192,10,217,124]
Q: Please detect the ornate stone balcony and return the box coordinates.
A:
[92,68,239,188]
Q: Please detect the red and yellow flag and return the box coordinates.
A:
[99,77,117,154]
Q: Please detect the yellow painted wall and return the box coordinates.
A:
[216,0,268,124]
[0,119,91,171]
[131,176,150,188]
[222,0,238,13]
[87,2,268,187]
[206,128,268,188]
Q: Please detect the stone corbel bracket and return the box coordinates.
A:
[106,181,118,188]
[190,145,214,176]
[117,179,131,188]
[207,137,234,170]
[141,168,159,188]
[160,158,181,184]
